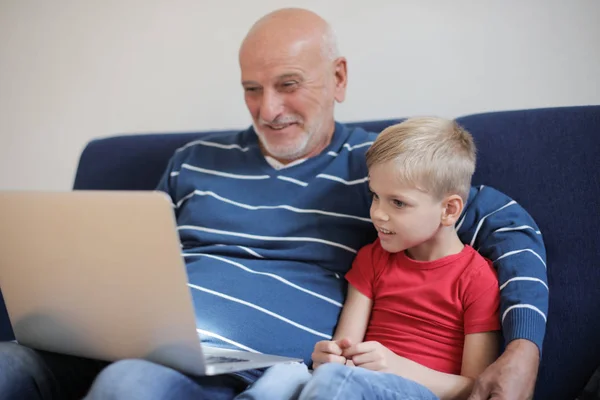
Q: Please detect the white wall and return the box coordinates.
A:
[1,0,599,190]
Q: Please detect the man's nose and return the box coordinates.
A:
[259,90,284,122]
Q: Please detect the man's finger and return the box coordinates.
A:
[466,380,488,400]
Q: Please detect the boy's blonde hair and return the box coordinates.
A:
[365,117,476,202]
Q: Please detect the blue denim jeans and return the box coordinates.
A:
[0,342,258,400]
[238,362,440,400]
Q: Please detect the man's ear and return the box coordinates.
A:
[441,194,464,227]
[333,57,348,103]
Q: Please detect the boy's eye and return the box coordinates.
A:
[369,190,379,200]
[392,199,405,208]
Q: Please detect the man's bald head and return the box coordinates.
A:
[240,8,339,64]
[238,8,347,163]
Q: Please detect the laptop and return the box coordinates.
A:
[0,190,302,375]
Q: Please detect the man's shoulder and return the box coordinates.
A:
[167,126,254,163]
[339,123,379,146]
[177,127,252,152]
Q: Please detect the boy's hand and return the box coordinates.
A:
[342,341,396,372]
[312,338,353,370]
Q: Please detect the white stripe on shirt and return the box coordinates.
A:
[188,284,333,339]
[316,174,369,186]
[470,200,517,247]
[277,176,308,187]
[343,142,373,151]
[455,214,466,232]
[237,246,264,258]
[492,225,542,235]
[176,190,371,223]
[502,304,547,323]
[499,277,549,291]
[177,140,250,153]
[184,253,342,307]
[197,329,261,353]
[178,225,358,254]
[494,249,547,269]
[182,164,270,180]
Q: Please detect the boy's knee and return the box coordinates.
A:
[299,363,352,400]
[266,362,309,377]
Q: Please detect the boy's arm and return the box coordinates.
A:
[333,284,372,343]
[402,331,500,400]
[344,331,500,400]
[312,284,372,368]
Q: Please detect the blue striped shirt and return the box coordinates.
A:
[157,122,548,364]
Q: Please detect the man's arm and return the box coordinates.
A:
[457,185,548,399]
[155,156,178,202]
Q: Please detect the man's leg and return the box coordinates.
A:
[85,359,251,400]
[0,341,108,400]
[299,363,439,400]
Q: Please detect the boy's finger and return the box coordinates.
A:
[315,340,342,355]
[335,337,353,349]
[343,341,376,357]
[312,352,346,365]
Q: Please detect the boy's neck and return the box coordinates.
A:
[405,226,465,262]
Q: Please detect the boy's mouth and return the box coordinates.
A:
[377,227,396,235]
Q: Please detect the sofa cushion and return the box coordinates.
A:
[457,105,600,400]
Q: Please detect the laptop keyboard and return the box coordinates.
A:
[205,355,250,364]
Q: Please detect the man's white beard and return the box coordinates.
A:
[253,125,314,161]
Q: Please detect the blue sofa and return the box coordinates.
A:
[1,105,598,399]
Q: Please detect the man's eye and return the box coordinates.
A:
[244,87,260,93]
[281,81,298,90]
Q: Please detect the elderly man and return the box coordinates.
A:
[0,8,547,400]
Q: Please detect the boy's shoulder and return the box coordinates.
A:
[356,239,388,263]
[457,245,499,290]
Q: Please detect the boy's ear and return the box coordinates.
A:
[441,194,464,227]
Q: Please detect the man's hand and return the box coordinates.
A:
[468,339,540,400]
[312,338,353,370]
[342,341,396,372]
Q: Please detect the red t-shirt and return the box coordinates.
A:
[346,240,500,374]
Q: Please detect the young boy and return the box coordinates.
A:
[237,117,501,400]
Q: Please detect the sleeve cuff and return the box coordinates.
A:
[502,306,547,356]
